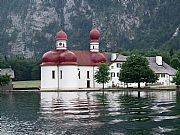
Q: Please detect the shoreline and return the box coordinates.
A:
[1,87,179,92]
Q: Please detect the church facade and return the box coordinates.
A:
[41,28,176,90]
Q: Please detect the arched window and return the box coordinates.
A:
[59,43,62,46]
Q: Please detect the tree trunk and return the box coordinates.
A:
[103,83,104,89]
[138,82,141,88]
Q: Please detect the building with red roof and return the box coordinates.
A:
[41,28,176,90]
[41,28,109,90]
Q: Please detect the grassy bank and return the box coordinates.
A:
[150,85,177,90]
[13,80,40,89]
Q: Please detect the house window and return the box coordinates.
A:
[111,72,115,77]
[111,66,114,69]
[117,63,122,68]
[52,70,55,79]
[117,73,120,77]
[87,71,90,79]
[60,70,62,79]
[161,74,165,78]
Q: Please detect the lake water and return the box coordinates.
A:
[0,90,180,135]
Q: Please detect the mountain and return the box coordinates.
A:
[0,0,180,58]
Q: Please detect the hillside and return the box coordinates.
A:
[0,0,180,58]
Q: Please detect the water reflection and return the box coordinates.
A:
[0,90,180,135]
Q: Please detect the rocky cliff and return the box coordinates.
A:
[0,0,180,57]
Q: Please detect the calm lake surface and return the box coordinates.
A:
[0,90,180,135]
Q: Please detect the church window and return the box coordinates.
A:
[60,70,62,79]
[52,70,55,79]
[87,71,90,79]
[59,43,62,46]
[78,71,80,79]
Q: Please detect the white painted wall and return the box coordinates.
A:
[78,66,96,88]
[156,74,169,86]
[59,65,79,90]
[41,62,175,90]
[56,40,67,50]
[169,75,175,85]
[107,62,124,88]
[111,53,117,61]
[41,66,58,90]
[90,42,99,52]
[156,56,163,66]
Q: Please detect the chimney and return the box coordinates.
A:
[156,56,163,66]
[111,53,117,61]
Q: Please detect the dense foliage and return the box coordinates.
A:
[95,63,110,89]
[0,55,41,81]
[172,68,180,87]
[0,75,10,86]
[119,54,158,88]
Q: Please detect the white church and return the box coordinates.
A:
[41,28,176,90]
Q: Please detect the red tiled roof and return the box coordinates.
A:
[41,50,77,66]
[71,50,108,66]
[41,50,109,66]
[56,30,67,40]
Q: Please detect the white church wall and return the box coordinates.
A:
[41,66,58,90]
[78,66,95,88]
[59,65,79,90]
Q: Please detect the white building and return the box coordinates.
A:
[107,54,176,88]
[41,28,176,90]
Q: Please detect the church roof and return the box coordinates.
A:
[71,50,107,66]
[41,50,108,66]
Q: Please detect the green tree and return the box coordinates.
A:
[0,74,10,86]
[170,57,180,69]
[119,54,158,88]
[172,68,180,87]
[94,63,110,89]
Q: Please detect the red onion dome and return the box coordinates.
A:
[90,28,100,42]
[91,52,106,63]
[56,30,67,40]
[42,50,60,65]
[60,50,77,65]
